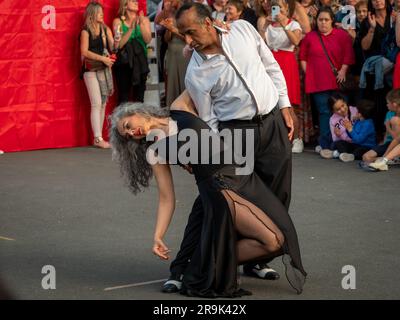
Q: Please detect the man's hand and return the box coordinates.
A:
[280,107,294,141]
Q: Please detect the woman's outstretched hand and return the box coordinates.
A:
[152,238,171,260]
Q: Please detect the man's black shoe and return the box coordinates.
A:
[243,263,280,280]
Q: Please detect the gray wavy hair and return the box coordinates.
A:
[109,103,169,194]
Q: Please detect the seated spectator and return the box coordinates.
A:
[361,89,400,164]
[335,99,377,162]
[368,114,400,170]
[320,92,358,158]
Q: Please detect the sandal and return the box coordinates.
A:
[93,137,110,149]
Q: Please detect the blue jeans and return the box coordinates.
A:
[312,91,334,149]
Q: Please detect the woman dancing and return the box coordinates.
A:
[109,91,307,298]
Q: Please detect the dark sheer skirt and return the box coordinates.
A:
[166,110,307,298]
[180,166,307,298]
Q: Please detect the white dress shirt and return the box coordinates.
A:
[185,19,290,132]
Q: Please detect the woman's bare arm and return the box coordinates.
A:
[152,163,175,260]
[170,90,198,115]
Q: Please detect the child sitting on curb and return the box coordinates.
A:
[336,99,377,162]
[360,89,400,169]
[320,92,358,159]
[368,110,400,171]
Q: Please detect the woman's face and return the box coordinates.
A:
[333,99,349,117]
[271,0,289,17]
[126,0,139,13]
[261,0,271,13]
[356,5,368,22]
[225,4,242,21]
[96,8,104,23]
[317,12,333,33]
[118,114,149,140]
[371,0,386,10]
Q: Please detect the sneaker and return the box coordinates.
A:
[315,145,322,153]
[320,149,334,159]
[339,153,355,162]
[243,262,280,280]
[292,138,304,153]
[358,161,378,172]
[368,159,389,171]
[387,157,400,165]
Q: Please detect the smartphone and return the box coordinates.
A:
[271,5,280,21]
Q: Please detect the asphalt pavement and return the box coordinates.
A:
[1,147,399,300]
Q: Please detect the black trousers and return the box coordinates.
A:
[114,64,146,104]
[334,140,370,160]
[169,108,292,277]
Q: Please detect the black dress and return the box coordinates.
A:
[151,110,307,298]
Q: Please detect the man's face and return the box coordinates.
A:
[177,8,215,51]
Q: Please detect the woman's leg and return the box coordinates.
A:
[84,72,103,138]
[83,72,109,148]
[384,142,400,160]
[221,190,285,265]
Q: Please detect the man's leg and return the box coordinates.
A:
[219,114,283,280]
[162,195,204,293]
[241,108,291,279]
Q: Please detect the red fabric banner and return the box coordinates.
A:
[0,0,147,152]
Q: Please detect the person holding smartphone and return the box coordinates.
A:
[266,0,303,153]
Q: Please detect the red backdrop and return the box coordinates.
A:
[0,0,147,152]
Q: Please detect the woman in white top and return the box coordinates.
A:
[265,0,303,151]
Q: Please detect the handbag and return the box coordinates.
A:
[84,57,107,72]
[317,32,357,91]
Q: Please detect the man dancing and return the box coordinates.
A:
[162,2,294,293]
